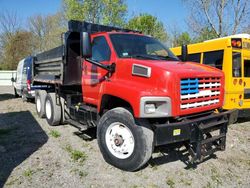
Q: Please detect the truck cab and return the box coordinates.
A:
[83,32,225,118]
[32,21,238,171]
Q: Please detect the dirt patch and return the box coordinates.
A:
[0,86,249,188]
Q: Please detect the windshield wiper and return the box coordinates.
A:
[129,54,161,60]
[153,55,179,61]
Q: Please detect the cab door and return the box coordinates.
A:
[82,35,112,105]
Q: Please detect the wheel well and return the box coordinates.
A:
[100,95,134,115]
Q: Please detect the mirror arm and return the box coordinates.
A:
[85,58,116,73]
[181,44,188,62]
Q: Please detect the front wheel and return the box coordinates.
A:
[97,107,154,171]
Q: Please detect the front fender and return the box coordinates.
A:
[98,80,160,117]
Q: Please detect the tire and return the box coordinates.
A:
[97,107,154,171]
[14,88,19,98]
[60,96,69,124]
[21,91,27,102]
[45,93,62,126]
[35,90,47,118]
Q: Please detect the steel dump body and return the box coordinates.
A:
[34,46,64,84]
[33,30,83,87]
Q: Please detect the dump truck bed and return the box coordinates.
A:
[33,31,82,86]
[33,46,64,84]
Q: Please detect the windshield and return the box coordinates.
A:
[110,34,179,61]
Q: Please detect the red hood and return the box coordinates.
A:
[113,58,225,117]
[123,59,224,117]
[128,59,223,77]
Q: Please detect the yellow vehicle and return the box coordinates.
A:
[171,34,250,117]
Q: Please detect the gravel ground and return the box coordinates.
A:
[0,86,249,188]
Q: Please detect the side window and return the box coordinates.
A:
[203,50,224,69]
[22,66,27,83]
[244,60,250,77]
[187,53,201,63]
[91,36,111,62]
[16,63,22,81]
[232,52,242,77]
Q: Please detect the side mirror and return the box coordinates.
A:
[11,77,15,82]
[81,32,92,58]
[181,44,188,62]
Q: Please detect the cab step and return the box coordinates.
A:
[67,104,98,132]
[66,119,88,132]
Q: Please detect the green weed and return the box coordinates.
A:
[211,167,222,185]
[166,178,175,188]
[70,168,88,178]
[23,169,33,178]
[65,145,87,163]
[78,170,88,177]
[49,130,61,138]
[180,178,192,186]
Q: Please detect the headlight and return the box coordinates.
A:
[140,97,171,118]
[144,104,156,114]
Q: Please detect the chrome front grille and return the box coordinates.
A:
[180,77,221,110]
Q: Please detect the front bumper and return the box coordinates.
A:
[154,109,238,162]
[154,109,238,146]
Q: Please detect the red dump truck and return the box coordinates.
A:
[32,20,238,171]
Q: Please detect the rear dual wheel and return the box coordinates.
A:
[35,90,62,126]
[35,90,47,118]
[45,93,62,126]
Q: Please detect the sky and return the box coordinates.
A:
[0,0,188,31]
[127,0,187,29]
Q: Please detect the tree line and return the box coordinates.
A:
[0,0,249,70]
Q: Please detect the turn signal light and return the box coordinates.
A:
[237,40,242,47]
[27,80,31,91]
[233,79,237,85]
[231,38,242,48]
[231,40,237,46]
[239,79,243,85]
